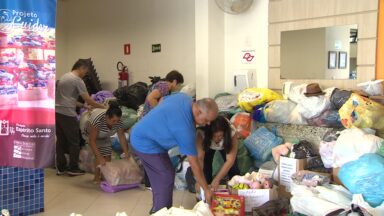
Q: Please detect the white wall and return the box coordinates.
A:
[224,0,269,91]
[57,0,269,94]
[57,0,196,90]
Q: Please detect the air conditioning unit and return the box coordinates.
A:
[233,69,256,93]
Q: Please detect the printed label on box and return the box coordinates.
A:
[279,157,298,191]
[238,189,275,212]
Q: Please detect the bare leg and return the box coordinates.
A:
[100,155,112,181]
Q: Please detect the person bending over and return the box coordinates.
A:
[83,102,130,183]
[131,93,218,213]
[196,115,240,190]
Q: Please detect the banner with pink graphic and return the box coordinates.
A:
[0,0,56,168]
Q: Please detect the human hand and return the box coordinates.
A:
[204,188,213,206]
[97,156,106,166]
[210,179,220,191]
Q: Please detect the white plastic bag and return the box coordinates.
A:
[296,94,331,119]
[315,185,352,208]
[288,84,307,104]
[99,158,143,186]
[291,195,345,216]
[352,194,384,216]
[288,105,307,125]
[180,83,196,98]
[79,110,91,140]
[357,79,384,96]
[264,100,297,124]
[319,141,336,168]
[151,201,213,216]
[332,128,383,168]
[79,145,95,173]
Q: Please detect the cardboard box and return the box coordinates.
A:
[229,187,278,212]
[332,167,345,186]
[279,169,332,198]
[211,194,245,216]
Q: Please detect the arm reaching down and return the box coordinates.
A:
[211,134,238,190]
[88,125,105,165]
[117,128,130,159]
[188,155,212,205]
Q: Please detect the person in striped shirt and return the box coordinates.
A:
[83,101,130,182]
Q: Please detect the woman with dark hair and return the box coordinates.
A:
[140,70,184,118]
[196,115,240,190]
[83,101,130,182]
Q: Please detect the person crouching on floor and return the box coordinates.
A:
[83,101,131,183]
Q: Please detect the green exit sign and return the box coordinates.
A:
[152,44,161,53]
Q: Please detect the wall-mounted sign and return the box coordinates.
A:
[241,49,256,64]
[124,44,131,55]
[152,44,161,53]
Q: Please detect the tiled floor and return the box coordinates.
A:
[33,169,197,216]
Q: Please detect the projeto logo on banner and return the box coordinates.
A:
[0,0,56,168]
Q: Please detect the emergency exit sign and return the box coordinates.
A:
[152,44,161,53]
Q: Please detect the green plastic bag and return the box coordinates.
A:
[120,106,138,129]
[377,140,384,157]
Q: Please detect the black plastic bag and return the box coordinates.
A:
[306,157,331,173]
[322,130,340,142]
[330,88,352,110]
[113,82,148,110]
[292,140,316,159]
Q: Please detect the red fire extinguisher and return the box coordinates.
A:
[117,61,129,88]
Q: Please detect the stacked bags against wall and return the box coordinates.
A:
[120,106,138,130]
[230,112,251,139]
[253,83,342,126]
[337,154,384,214]
[214,93,240,115]
[331,128,383,168]
[113,81,148,110]
[238,88,282,112]
[339,93,384,138]
[315,127,384,215]
[244,126,283,167]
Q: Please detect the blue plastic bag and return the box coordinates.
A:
[244,126,283,164]
[338,153,384,207]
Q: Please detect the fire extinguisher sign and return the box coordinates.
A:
[124,44,131,55]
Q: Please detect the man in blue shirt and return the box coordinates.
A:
[131,93,218,213]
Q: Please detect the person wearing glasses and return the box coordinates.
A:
[130,93,218,214]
